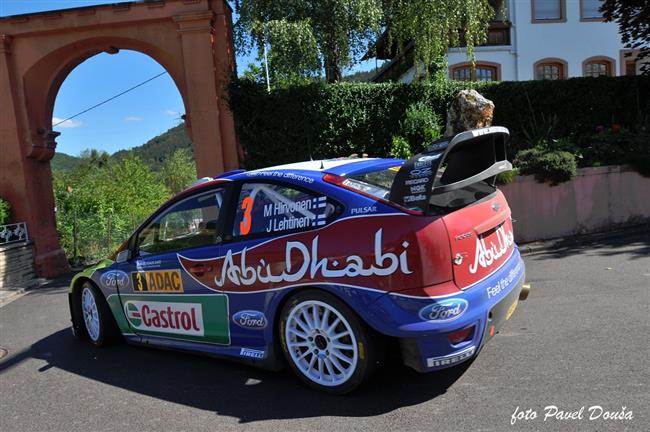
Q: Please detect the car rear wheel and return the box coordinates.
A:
[280,290,381,394]
[79,281,117,347]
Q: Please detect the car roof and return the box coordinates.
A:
[247,157,403,177]
[180,157,404,197]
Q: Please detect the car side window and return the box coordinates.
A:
[136,189,224,256]
[232,182,336,238]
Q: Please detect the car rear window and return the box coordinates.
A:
[347,165,496,215]
[346,166,400,200]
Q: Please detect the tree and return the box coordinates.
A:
[159,148,197,194]
[234,0,496,83]
[234,0,383,83]
[53,153,171,261]
[384,0,496,79]
[601,0,650,74]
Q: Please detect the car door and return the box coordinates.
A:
[115,186,231,346]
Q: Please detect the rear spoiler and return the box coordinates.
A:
[388,126,512,213]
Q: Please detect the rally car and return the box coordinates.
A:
[69,126,528,394]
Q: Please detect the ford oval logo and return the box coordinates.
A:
[419,299,468,322]
[232,310,267,330]
[100,270,129,288]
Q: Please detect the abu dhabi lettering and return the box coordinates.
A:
[212,228,412,288]
[469,225,514,274]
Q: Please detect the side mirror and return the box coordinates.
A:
[115,249,131,263]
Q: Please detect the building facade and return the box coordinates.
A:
[375,0,645,82]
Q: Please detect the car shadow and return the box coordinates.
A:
[523,226,650,261]
[0,328,471,422]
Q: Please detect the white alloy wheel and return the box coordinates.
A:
[81,286,101,342]
[285,300,359,387]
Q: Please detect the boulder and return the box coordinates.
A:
[445,89,494,136]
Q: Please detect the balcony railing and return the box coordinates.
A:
[458,21,511,47]
[0,222,29,245]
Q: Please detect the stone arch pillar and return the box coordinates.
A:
[0,0,239,277]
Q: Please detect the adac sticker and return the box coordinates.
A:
[100,270,129,289]
[232,310,267,330]
[131,269,183,293]
[419,298,468,322]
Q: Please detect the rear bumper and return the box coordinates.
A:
[365,248,526,372]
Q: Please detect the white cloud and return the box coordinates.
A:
[124,116,144,122]
[52,117,82,129]
[165,110,180,117]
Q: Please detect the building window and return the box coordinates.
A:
[620,49,640,76]
[450,63,499,81]
[581,0,604,20]
[625,60,637,76]
[583,57,614,77]
[535,60,566,80]
[532,0,565,22]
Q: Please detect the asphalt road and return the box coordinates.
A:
[1,233,648,432]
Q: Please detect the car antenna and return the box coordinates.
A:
[320,160,325,170]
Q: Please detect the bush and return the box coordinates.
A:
[0,198,10,224]
[400,101,443,152]
[495,168,519,185]
[574,130,650,170]
[390,135,412,159]
[514,148,577,185]
[228,76,650,169]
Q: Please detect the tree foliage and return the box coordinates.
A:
[159,148,197,194]
[234,0,384,83]
[0,197,10,225]
[53,153,172,262]
[234,0,497,83]
[384,0,495,79]
[602,0,650,74]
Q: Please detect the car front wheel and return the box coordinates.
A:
[79,281,117,347]
[279,290,381,394]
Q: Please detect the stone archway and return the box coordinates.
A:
[0,0,240,277]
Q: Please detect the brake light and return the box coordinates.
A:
[448,325,475,344]
[322,173,423,215]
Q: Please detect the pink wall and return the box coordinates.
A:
[500,166,650,243]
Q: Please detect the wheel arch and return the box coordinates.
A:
[69,276,93,338]
[270,284,387,352]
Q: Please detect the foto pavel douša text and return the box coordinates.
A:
[511,405,634,425]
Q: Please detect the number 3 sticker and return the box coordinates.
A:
[240,196,253,235]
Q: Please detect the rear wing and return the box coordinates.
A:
[388,126,512,213]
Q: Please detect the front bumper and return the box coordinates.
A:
[366,248,526,372]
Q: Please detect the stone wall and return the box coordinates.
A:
[500,165,650,243]
[0,241,38,288]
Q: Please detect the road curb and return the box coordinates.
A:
[0,288,27,308]
[519,224,649,256]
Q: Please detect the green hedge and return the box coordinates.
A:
[228,76,650,169]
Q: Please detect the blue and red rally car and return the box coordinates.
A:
[69,127,528,393]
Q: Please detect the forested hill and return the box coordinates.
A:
[51,124,193,171]
[50,152,83,171]
[112,124,193,170]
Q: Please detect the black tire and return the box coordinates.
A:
[76,281,119,347]
[279,289,383,394]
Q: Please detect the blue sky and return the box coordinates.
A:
[0,1,378,157]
